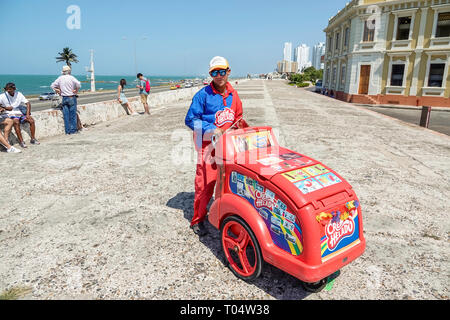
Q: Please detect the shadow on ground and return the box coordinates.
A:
[166,192,312,300]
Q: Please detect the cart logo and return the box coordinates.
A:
[254,190,275,210]
[325,218,355,251]
[215,107,235,127]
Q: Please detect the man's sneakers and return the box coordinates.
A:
[18,139,40,148]
[190,221,208,236]
[7,146,21,153]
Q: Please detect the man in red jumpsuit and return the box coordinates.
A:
[185,56,244,236]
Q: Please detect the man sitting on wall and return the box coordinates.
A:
[0,108,21,153]
[0,83,40,148]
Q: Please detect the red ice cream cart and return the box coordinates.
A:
[208,124,366,292]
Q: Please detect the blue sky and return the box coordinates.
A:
[0,0,346,77]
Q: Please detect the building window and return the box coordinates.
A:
[363,19,376,42]
[436,12,450,38]
[344,27,350,47]
[328,36,333,52]
[390,64,405,86]
[396,16,412,40]
[335,33,340,50]
[428,63,445,87]
[340,65,346,86]
[332,67,337,83]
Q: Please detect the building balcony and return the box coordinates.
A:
[385,86,407,95]
[357,41,376,50]
[422,86,446,96]
[391,39,412,50]
[429,36,450,48]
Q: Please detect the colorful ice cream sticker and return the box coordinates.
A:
[282,164,342,194]
[230,171,303,256]
[318,200,361,262]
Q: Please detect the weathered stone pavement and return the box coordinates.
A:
[1,80,449,300]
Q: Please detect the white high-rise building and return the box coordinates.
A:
[312,42,326,70]
[283,42,292,62]
[294,44,311,73]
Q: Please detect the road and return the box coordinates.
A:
[306,89,450,136]
[358,104,450,136]
[29,85,201,112]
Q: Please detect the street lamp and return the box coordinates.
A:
[122,35,148,75]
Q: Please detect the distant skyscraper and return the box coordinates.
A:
[312,42,326,70]
[283,42,292,62]
[294,44,310,72]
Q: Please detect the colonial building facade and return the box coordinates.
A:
[323,0,450,107]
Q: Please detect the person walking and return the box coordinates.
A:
[136,73,150,115]
[0,82,40,148]
[51,66,81,135]
[184,56,245,236]
[117,79,138,116]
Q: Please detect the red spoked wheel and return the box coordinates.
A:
[221,216,263,281]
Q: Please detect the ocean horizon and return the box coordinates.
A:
[0,74,205,96]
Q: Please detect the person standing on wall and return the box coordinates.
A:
[136,73,150,115]
[51,66,81,135]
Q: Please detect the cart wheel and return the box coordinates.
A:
[221,216,263,282]
[301,278,328,293]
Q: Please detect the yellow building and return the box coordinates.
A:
[323,0,450,107]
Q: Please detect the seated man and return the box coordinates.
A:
[0,82,40,148]
[0,112,21,153]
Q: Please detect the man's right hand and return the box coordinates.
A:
[214,127,224,136]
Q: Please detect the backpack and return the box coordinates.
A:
[145,79,151,93]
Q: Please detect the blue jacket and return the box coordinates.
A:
[185,82,243,148]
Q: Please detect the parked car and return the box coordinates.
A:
[184,82,193,88]
[314,80,323,93]
[39,92,58,100]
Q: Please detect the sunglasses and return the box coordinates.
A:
[210,69,228,77]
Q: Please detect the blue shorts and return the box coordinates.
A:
[9,115,27,124]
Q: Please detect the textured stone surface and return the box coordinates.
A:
[0,80,448,300]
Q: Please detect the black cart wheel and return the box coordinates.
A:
[221,216,263,282]
[301,277,328,293]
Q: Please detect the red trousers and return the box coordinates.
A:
[191,143,217,226]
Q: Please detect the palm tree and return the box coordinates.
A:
[55,47,79,67]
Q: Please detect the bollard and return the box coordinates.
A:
[420,106,432,128]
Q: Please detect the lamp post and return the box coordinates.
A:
[122,35,148,75]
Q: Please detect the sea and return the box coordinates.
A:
[0,74,202,97]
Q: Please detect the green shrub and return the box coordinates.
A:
[296,82,309,88]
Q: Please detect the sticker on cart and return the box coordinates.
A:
[302,164,329,176]
[294,178,324,194]
[232,131,274,153]
[257,156,283,166]
[229,171,303,256]
[320,201,361,263]
[282,169,311,183]
[315,172,342,187]
[279,152,303,160]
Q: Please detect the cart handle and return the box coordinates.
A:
[211,117,244,148]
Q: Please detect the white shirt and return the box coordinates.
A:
[0,92,28,116]
[51,74,81,97]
